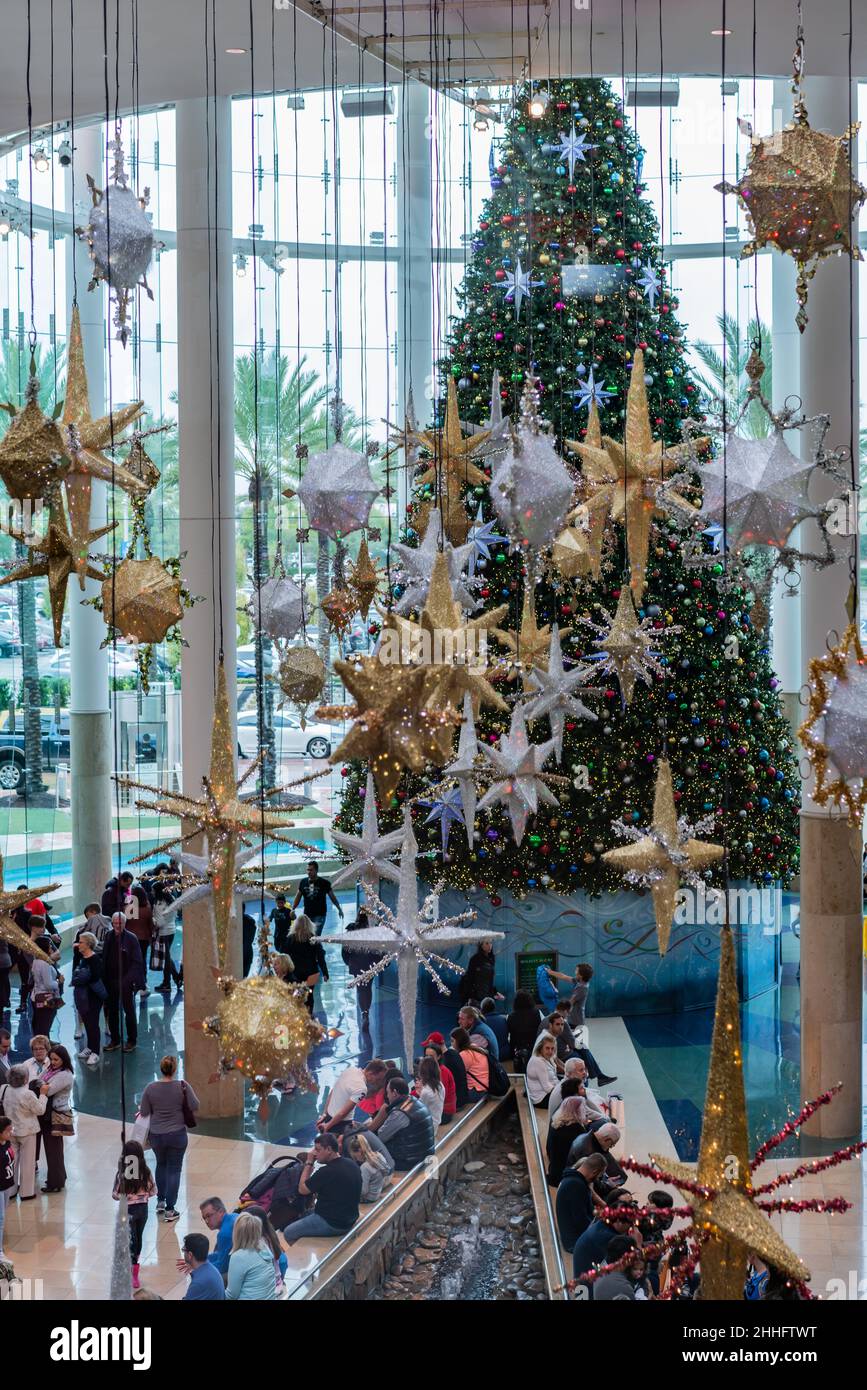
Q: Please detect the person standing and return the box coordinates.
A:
[0,1065,46,1200]
[0,1029,12,1082]
[152,879,183,994]
[29,951,62,1039]
[291,861,343,937]
[269,895,294,954]
[39,1044,74,1192]
[102,871,153,997]
[70,933,106,1065]
[138,1055,199,1223]
[242,910,256,979]
[459,940,503,1007]
[288,915,329,1015]
[103,912,145,1053]
[0,1115,14,1264]
[113,1139,156,1291]
[0,937,11,1014]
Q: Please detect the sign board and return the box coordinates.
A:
[515,948,558,996]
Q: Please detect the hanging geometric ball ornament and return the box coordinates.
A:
[566,350,702,598]
[401,378,493,545]
[294,401,379,539]
[695,427,822,558]
[602,758,725,957]
[0,356,69,503]
[0,494,114,647]
[490,375,574,552]
[201,972,326,1098]
[320,584,356,638]
[716,18,866,334]
[247,574,306,643]
[98,556,187,691]
[276,644,326,725]
[76,127,160,346]
[799,623,867,824]
[347,537,382,620]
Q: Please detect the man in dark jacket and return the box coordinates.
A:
[102,912,145,1052]
[376,1078,435,1171]
[555,1153,607,1252]
[567,1122,626,1195]
[103,871,154,997]
[572,1195,639,1282]
[269,895,294,954]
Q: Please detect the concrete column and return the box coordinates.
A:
[66,123,113,911]
[397,80,434,513]
[176,97,241,1118]
[797,78,862,1140]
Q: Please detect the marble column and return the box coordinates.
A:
[796,79,862,1140]
[66,123,113,912]
[176,96,242,1118]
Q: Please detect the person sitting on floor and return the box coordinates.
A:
[525,1032,559,1108]
[572,1192,640,1282]
[282,1133,363,1245]
[479,997,509,1059]
[546,1096,591,1187]
[555,1153,607,1253]
[548,1058,607,1123]
[346,1131,395,1203]
[372,1077,435,1171]
[566,1122,626,1195]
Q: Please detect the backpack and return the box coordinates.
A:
[469,1052,511,1098]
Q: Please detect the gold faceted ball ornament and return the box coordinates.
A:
[0,372,70,502]
[207,973,325,1097]
[321,585,356,636]
[276,644,326,724]
[102,555,184,644]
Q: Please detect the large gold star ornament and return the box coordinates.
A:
[0,852,59,966]
[0,495,114,646]
[494,584,570,692]
[567,350,701,597]
[602,758,724,955]
[409,379,492,544]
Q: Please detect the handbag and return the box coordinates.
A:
[34,991,64,1010]
[51,1108,74,1139]
[131,1112,150,1148]
[180,1080,197,1129]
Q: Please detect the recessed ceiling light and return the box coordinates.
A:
[226,47,246,54]
[711,28,732,36]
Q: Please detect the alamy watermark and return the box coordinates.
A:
[377,625,491,669]
[0,497,45,542]
[674,883,798,937]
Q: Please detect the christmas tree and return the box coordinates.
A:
[333,77,799,904]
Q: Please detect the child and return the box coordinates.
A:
[112,1139,156,1291]
[0,1116,14,1267]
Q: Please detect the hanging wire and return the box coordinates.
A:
[720,0,732,885]
[203,0,218,672]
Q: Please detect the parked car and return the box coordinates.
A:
[236,709,331,760]
[236,642,276,679]
[0,713,71,791]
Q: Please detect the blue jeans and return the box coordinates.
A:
[283,1210,349,1243]
[149,1128,188,1209]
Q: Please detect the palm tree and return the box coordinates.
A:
[691,314,773,440]
[0,339,65,799]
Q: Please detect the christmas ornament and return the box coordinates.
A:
[565,400,606,578]
[494,584,568,691]
[798,623,867,824]
[571,367,615,413]
[444,693,481,850]
[347,537,382,620]
[467,504,508,579]
[463,370,512,458]
[248,574,306,643]
[422,787,467,853]
[121,662,299,966]
[636,262,662,307]
[101,555,184,645]
[524,624,597,762]
[0,358,68,502]
[477,702,558,845]
[0,494,114,647]
[61,305,146,551]
[77,128,159,346]
[543,128,596,180]
[716,15,866,333]
[322,656,460,804]
[152,846,259,931]
[499,257,542,319]
[695,428,821,556]
[490,376,574,551]
[602,758,724,955]
[567,349,701,597]
[577,584,677,707]
[122,431,162,494]
[0,852,58,966]
[642,928,809,1297]
[550,509,593,580]
[393,508,477,615]
[276,644,326,725]
[295,401,379,539]
[202,972,325,1097]
[320,585,356,638]
[406,379,492,545]
[322,811,496,1066]
[331,771,404,894]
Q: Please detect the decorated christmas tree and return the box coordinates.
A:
[333,77,799,908]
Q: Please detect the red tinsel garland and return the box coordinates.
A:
[752,1140,867,1194]
[620,1154,715,1200]
[750,1085,843,1168]
[756,1195,852,1216]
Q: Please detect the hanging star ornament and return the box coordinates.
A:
[575,584,679,708]
[544,128,596,181]
[0,851,59,966]
[0,362,69,503]
[61,304,146,553]
[602,758,724,956]
[152,846,260,932]
[571,367,616,413]
[407,379,492,544]
[490,376,574,551]
[444,693,481,849]
[393,507,477,614]
[348,537,382,620]
[467,504,508,578]
[320,655,460,804]
[636,262,662,307]
[558,402,605,579]
[422,787,467,853]
[322,811,499,1066]
[524,624,597,762]
[640,927,810,1298]
[477,702,558,845]
[499,257,542,320]
[798,622,867,824]
[567,350,703,597]
[0,494,114,646]
[331,771,404,894]
[120,662,300,967]
[695,427,822,557]
[716,37,866,332]
[494,584,569,692]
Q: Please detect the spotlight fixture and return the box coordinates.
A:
[527,89,549,119]
[56,138,72,167]
[226,47,247,54]
[711,28,733,36]
[0,211,11,237]
[235,251,248,278]
[32,145,50,173]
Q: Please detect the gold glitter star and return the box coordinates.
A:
[119,662,299,967]
[0,851,59,966]
[650,927,808,1298]
[495,584,570,692]
[412,379,492,544]
[0,494,114,646]
[566,350,701,596]
[602,758,724,955]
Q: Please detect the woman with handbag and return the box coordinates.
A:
[39,1045,74,1193]
[288,915,328,1016]
[29,950,63,1039]
[71,932,107,1066]
[138,1054,199,1224]
[0,1065,46,1200]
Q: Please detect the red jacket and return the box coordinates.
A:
[440,1064,457,1117]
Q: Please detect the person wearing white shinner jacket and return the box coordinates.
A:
[0,1065,46,1199]
[525,1031,560,1108]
